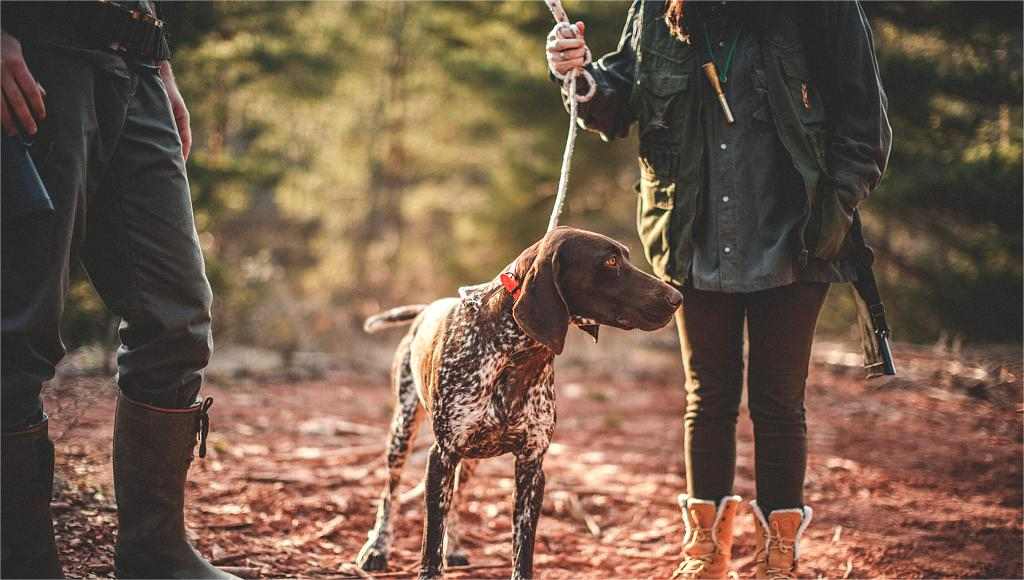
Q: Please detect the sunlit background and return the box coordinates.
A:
[35,4,1022,577]
[61,1,1022,368]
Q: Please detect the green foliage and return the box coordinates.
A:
[861,1,1022,342]
[62,1,1021,351]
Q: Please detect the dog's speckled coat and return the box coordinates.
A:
[355,228,682,580]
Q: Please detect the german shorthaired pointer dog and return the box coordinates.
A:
[354,227,682,580]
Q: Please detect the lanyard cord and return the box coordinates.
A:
[702,21,743,84]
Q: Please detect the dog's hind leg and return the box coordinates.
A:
[356,340,424,572]
[445,458,478,567]
[419,443,460,580]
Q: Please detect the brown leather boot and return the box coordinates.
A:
[112,393,238,579]
[671,494,741,579]
[1,417,64,578]
[750,501,812,580]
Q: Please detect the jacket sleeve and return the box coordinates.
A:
[818,1,893,207]
[555,0,640,142]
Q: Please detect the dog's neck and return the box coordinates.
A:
[461,279,550,359]
[487,280,540,349]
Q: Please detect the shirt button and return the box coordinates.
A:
[722,195,730,202]
[719,40,726,48]
[720,143,728,150]
[723,246,732,254]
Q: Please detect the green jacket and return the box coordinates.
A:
[574,1,892,286]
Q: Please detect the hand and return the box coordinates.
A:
[159,61,191,160]
[1,31,46,136]
[546,21,589,78]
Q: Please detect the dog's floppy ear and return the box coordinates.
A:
[513,236,569,355]
[578,323,600,343]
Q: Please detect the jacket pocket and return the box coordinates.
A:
[638,68,690,138]
[645,69,688,97]
[634,143,684,284]
[779,56,826,127]
[638,143,678,210]
[777,54,830,168]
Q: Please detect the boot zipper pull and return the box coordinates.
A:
[197,397,213,458]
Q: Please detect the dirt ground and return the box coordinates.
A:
[43,338,1022,579]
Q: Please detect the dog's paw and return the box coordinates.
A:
[446,552,471,567]
[354,545,389,572]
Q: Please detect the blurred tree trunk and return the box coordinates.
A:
[351,3,408,322]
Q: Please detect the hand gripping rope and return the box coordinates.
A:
[544,0,595,232]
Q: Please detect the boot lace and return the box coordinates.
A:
[757,527,797,580]
[671,528,714,579]
[196,397,213,458]
[672,556,712,579]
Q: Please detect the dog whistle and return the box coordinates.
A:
[702,62,734,125]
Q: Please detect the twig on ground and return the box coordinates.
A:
[628,524,681,543]
[398,480,425,504]
[296,514,347,546]
[244,471,319,484]
[566,492,601,538]
[212,552,255,565]
[205,520,253,530]
[220,566,262,578]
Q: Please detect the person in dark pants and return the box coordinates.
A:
[1,2,236,578]
[547,1,891,578]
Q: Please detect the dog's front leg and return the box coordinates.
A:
[445,459,478,567]
[419,443,459,580]
[511,454,546,580]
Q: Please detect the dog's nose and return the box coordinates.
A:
[667,289,683,308]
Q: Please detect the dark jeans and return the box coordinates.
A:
[675,282,828,514]
[1,42,213,430]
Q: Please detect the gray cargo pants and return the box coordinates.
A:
[1,41,212,429]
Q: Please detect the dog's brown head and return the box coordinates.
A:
[508,227,682,354]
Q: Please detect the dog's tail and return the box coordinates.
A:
[364,304,428,334]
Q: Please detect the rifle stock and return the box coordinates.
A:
[850,210,897,378]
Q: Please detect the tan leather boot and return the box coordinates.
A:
[750,501,813,580]
[671,494,741,579]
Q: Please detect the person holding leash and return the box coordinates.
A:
[546,1,891,578]
[1,2,235,577]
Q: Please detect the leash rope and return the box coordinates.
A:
[544,0,595,232]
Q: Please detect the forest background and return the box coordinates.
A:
[62,1,1023,363]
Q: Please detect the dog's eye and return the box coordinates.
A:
[604,256,619,269]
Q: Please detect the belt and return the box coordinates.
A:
[2,1,171,61]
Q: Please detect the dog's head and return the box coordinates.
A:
[508,226,682,354]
